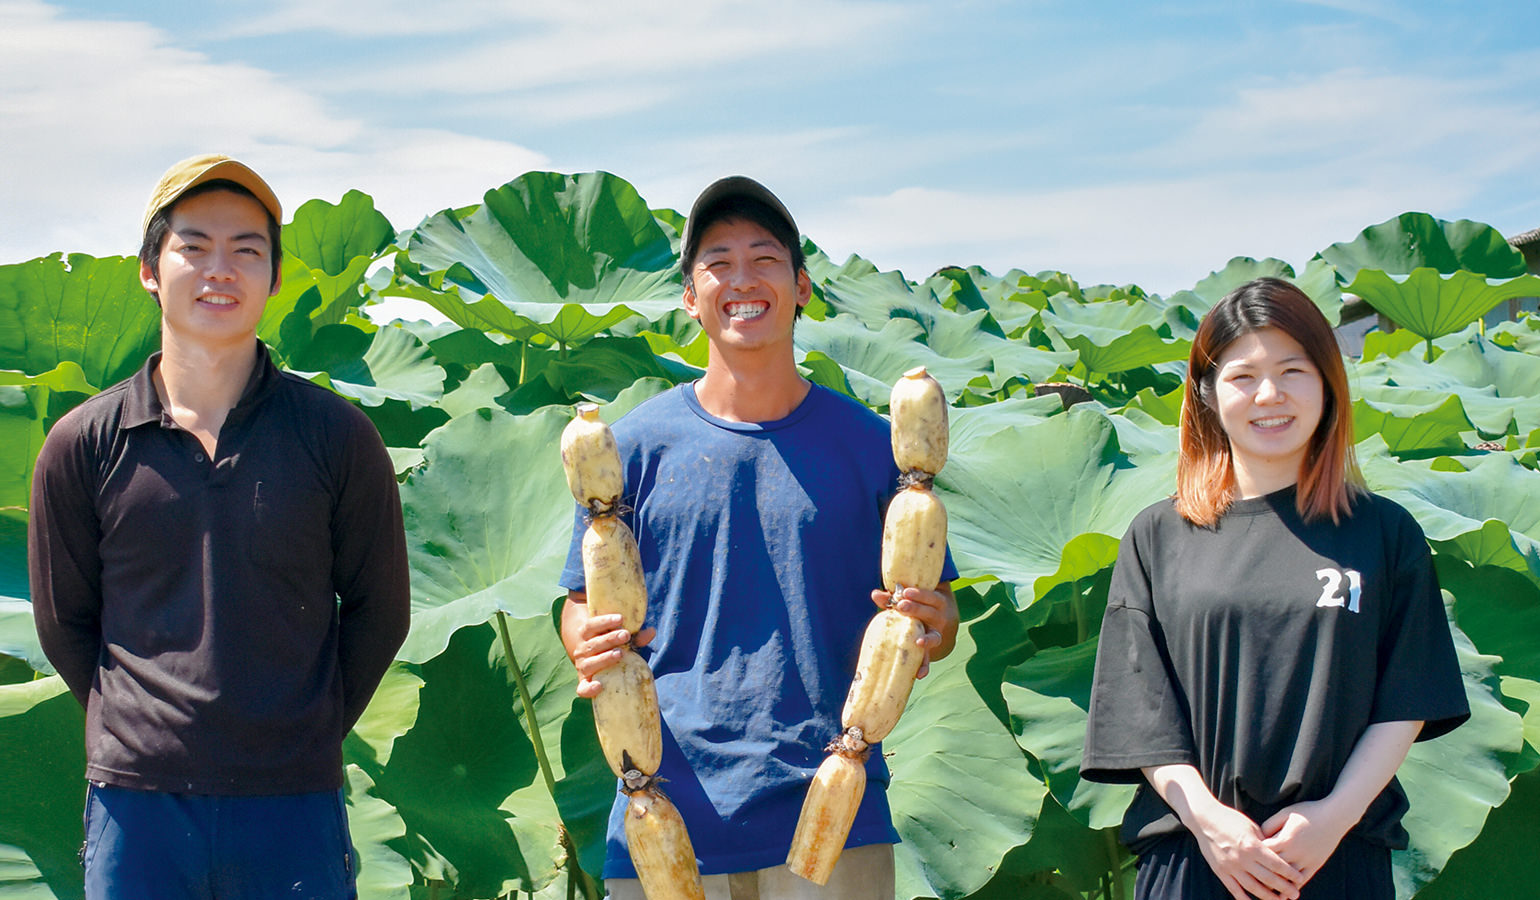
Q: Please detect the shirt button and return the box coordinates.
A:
[195,453,206,462]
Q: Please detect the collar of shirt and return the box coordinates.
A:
[120,341,283,431]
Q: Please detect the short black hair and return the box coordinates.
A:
[681,194,805,282]
[139,179,283,295]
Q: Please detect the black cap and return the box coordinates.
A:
[681,176,799,270]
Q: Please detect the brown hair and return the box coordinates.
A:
[1175,277,1362,526]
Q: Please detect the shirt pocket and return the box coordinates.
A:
[249,479,334,574]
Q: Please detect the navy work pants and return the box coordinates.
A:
[83,783,357,900]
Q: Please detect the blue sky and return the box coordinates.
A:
[2,0,1537,294]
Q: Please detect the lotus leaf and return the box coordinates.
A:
[344,766,413,900]
[394,172,680,345]
[968,796,1131,899]
[793,316,988,406]
[888,602,1046,900]
[0,600,46,675]
[938,406,1175,607]
[295,324,446,410]
[0,678,84,900]
[1353,338,1540,436]
[285,190,395,281]
[1353,394,1475,459]
[1392,618,1524,896]
[540,335,700,403]
[1160,256,1342,332]
[1360,439,1540,585]
[1003,639,1136,829]
[0,255,157,387]
[1345,268,1540,354]
[396,406,574,663]
[1436,558,1540,683]
[1119,384,1184,426]
[1361,328,1428,361]
[371,622,605,898]
[1039,297,1189,377]
[1318,213,1527,282]
[1414,764,1540,900]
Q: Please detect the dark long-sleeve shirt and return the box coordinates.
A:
[28,344,410,794]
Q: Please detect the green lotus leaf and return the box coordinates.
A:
[1353,338,1540,436]
[1353,394,1475,459]
[1360,439,1540,584]
[814,261,1073,391]
[1360,327,1428,361]
[1392,616,1524,896]
[1160,256,1342,333]
[394,172,681,345]
[379,280,554,345]
[435,364,515,421]
[1318,213,1527,283]
[0,254,158,387]
[295,322,449,409]
[1345,268,1540,351]
[614,309,707,368]
[0,385,45,524]
[540,336,700,403]
[1120,384,1184,427]
[0,600,47,675]
[1003,639,1136,829]
[1489,315,1540,357]
[1508,675,1540,765]
[261,263,385,363]
[260,191,395,363]
[1414,762,1540,900]
[650,206,685,248]
[1039,298,1189,377]
[344,765,413,900]
[796,350,857,398]
[933,266,1054,337]
[1436,558,1540,683]
[396,407,574,664]
[947,395,1064,446]
[285,190,395,281]
[0,677,85,900]
[0,513,23,599]
[937,406,1176,607]
[888,599,1045,900]
[373,622,605,898]
[792,316,989,407]
[0,841,55,898]
[0,363,95,395]
[1102,406,1180,463]
[346,664,424,773]
[967,795,1131,899]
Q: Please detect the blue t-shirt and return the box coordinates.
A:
[559,382,957,878]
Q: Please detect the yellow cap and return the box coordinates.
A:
[141,153,282,237]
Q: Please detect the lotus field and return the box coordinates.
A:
[3,171,1540,900]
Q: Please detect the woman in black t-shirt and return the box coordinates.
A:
[1081,278,1468,900]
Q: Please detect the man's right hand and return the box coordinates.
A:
[561,592,654,698]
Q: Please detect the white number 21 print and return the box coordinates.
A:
[1315,567,1363,613]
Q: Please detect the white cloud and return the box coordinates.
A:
[1165,69,1540,175]
[806,164,1478,295]
[0,1,546,262]
[233,0,914,103]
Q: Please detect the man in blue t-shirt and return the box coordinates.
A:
[559,176,959,898]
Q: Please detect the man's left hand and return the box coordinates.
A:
[870,583,958,678]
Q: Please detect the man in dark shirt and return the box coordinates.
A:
[28,154,411,899]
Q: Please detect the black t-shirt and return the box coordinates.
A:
[1081,486,1469,852]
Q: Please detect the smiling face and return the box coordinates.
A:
[140,189,279,351]
[1210,326,1325,496]
[682,216,811,359]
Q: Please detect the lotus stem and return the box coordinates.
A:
[495,612,601,900]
